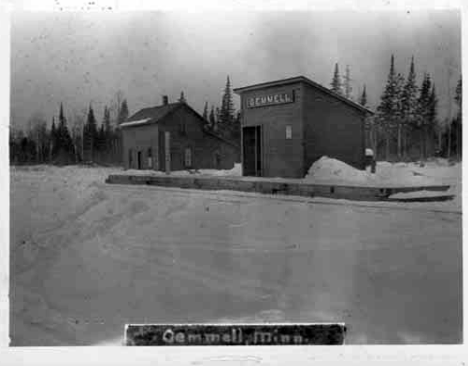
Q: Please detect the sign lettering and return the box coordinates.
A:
[247,92,294,108]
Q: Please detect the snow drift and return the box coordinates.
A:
[304,156,453,187]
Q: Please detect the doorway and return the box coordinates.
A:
[137,151,142,169]
[243,125,262,176]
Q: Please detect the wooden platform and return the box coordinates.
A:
[105,173,452,202]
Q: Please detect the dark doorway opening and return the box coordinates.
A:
[137,151,142,170]
[243,126,262,176]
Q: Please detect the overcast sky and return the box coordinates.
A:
[11,10,461,128]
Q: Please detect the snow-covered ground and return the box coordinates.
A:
[9,161,462,345]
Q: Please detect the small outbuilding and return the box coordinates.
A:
[234,76,373,178]
[120,96,239,172]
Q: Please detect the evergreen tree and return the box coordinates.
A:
[395,72,406,158]
[97,124,106,155]
[103,106,111,135]
[359,85,367,106]
[330,63,343,95]
[343,65,352,99]
[220,76,235,132]
[455,76,462,116]
[376,54,400,159]
[215,106,221,132]
[417,73,432,126]
[56,103,74,164]
[202,101,208,121]
[50,117,57,159]
[453,76,462,158]
[102,105,112,154]
[401,56,419,157]
[416,73,432,159]
[84,104,98,161]
[428,84,438,126]
[118,99,129,124]
[209,106,216,129]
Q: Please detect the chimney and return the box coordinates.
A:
[162,95,168,105]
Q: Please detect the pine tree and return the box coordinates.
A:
[416,73,432,159]
[215,106,221,132]
[330,63,343,95]
[202,102,208,121]
[118,99,129,125]
[343,65,352,99]
[220,76,235,135]
[56,103,74,164]
[359,85,367,106]
[401,56,418,158]
[453,76,462,158]
[50,117,57,160]
[102,105,112,155]
[209,106,216,129]
[103,106,111,135]
[84,104,98,162]
[376,54,400,160]
[395,72,405,158]
[455,76,462,116]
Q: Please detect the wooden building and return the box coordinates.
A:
[120,96,239,172]
[234,76,374,178]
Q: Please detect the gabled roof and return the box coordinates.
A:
[233,75,374,115]
[120,101,240,149]
[122,102,182,126]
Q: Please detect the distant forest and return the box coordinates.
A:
[10,77,241,166]
[10,58,462,166]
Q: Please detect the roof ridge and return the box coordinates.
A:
[234,75,373,114]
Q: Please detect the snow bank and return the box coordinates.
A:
[304,156,376,184]
[304,156,452,187]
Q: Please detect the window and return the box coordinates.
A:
[214,151,221,169]
[184,147,192,167]
[286,125,292,139]
[128,149,133,168]
[179,122,187,135]
[147,148,153,168]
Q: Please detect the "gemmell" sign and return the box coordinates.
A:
[247,92,294,108]
[125,323,346,346]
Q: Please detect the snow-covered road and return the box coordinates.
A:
[9,165,462,345]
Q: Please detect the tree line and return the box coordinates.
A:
[10,97,129,165]
[10,63,462,166]
[331,57,462,161]
[10,75,241,166]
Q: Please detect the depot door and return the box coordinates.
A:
[243,126,262,176]
[137,151,142,169]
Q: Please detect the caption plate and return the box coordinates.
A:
[125,323,346,346]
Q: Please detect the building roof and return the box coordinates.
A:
[124,102,182,125]
[120,101,240,149]
[233,75,374,115]
[119,118,152,128]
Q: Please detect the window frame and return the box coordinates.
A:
[286,125,292,139]
[184,147,192,168]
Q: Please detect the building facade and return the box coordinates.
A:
[121,97,239,172]
[234,76,373,178]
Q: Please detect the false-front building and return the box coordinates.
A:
[234,76,373,178]
[121,96,239,172]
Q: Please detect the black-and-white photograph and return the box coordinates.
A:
[9,9,462,346]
